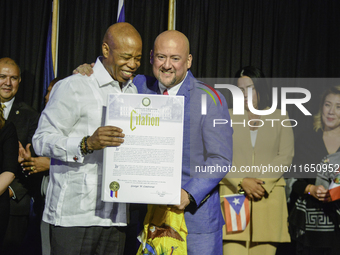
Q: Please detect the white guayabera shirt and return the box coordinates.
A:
[33,57,137,227]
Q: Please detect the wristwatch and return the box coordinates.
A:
[188,192,195,204]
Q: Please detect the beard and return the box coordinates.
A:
[156,69,177,87]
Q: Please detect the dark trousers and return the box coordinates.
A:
[50,225,126,255]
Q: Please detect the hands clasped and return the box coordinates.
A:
[241,178,265,200]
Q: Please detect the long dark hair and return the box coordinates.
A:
[235,66,272,110]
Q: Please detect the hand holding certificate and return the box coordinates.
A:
[102,93,184,205]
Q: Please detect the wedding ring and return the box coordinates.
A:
[31,166,34,171]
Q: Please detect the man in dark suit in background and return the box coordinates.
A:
[0,57,42,255]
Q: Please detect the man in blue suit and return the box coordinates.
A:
[134,30,233,255]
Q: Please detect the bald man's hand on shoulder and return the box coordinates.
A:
[73,63,95,76]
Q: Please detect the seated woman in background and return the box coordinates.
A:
[220,66,293,255]
[0,106,19,249]
[290,85,340,255]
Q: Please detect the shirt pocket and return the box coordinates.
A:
[79,172,106,212]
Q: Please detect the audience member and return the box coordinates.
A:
[289,85,340,255]
[220,66,293,255]
[0,57,41,255]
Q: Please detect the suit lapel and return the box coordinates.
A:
[176,71,193,107]
[151,80,160,94]
[7,100,21,122]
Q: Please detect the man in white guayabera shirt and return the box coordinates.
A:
[32,22,142,255]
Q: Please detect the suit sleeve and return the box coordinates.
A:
[183,91,233,206]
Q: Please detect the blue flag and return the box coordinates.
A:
[42,12,54,111]
[117,0,125,22]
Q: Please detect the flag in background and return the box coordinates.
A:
[41,7,55,111]
[42,0,59,111]
[117,0,125,23]
[223,194,250,233]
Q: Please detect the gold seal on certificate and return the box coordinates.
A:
[142,97,151,107]
[109,181,120,198]
[110,181,120,191]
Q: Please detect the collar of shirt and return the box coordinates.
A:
[2,97,15,120]
[159,71,188,95]
[93,56,134,93]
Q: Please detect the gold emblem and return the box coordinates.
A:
[109,181,120,192]
[142,97,151,107]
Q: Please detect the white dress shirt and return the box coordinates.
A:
[33,57,137,227]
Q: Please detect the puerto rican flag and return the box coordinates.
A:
[223,194,250,233]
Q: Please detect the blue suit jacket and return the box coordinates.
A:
[134,71,233,234]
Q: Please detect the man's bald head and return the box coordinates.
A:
[103,22,142,49]
[151,30,192,88]
[101,22,142,84]
[0,57,21,77]
[153,30,190,56]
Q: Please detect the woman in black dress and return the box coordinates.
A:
[290,85,340,255]
[0,106,18,248]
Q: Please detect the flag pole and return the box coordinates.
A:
[52,0,59,76]
[168,0,176,30]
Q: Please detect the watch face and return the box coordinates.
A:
[142,97,151,107]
